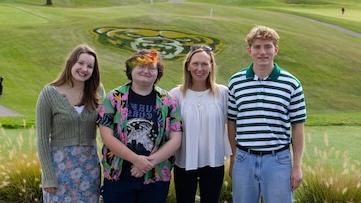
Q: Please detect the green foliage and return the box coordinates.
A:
[306,112,361,126]
[0,118,34,129]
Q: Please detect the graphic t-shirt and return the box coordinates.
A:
[126,88,159,156]
[122,88,159,178]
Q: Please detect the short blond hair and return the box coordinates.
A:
[245,25,280,47]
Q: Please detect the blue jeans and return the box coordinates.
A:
[232,149,292,203]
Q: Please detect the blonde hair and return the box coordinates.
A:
[180,46,218,96]
[245,25,280,47]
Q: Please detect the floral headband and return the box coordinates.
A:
[128,49,159,68]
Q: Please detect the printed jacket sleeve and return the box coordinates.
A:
[97,91,116,129]
[168,93,182,133]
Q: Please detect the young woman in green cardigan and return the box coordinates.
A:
[36,44,103,202]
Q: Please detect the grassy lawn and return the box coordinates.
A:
[0,0,360,127]
[265,5,361,33]
[273,7,361,22]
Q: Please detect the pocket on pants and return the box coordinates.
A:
[275,151,291,165]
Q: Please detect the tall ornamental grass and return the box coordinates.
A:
[0,127,360,202]
[0,127,42,202]
[295,134,361,202]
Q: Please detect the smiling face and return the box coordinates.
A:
[131,63,158,87]
[247,39,278,69]
[187,51,212,86]
[71,53,95,84]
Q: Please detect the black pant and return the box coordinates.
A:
[102,164,170,203]
[174,165,224,203]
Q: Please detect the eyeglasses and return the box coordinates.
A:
[136,65,158,73]
[189,45,213,53]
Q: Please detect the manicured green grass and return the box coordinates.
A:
[274,6,361,23]
[265,5,361,33]
[0,0,361,126]
[0,0,168,7]
[192,0,361,37]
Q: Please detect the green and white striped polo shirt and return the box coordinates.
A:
[228,63,306,151]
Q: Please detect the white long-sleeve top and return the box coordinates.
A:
[170,85,232,170]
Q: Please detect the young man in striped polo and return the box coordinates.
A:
[227,25,306,203]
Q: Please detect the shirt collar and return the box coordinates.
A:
[245,63,281,81]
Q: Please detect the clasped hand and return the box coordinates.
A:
[131,155,156,178]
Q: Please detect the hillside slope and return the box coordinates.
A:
[0,1,360,125]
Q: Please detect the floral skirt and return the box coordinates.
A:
[43,145,100,203]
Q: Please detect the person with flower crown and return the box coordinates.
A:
[97,49,182,203]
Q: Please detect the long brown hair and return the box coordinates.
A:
[180,45,218,96]
[51,44,100,110]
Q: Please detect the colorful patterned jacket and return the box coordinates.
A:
[97,83,182,184]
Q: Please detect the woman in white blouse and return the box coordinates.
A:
[170,45,231,203]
